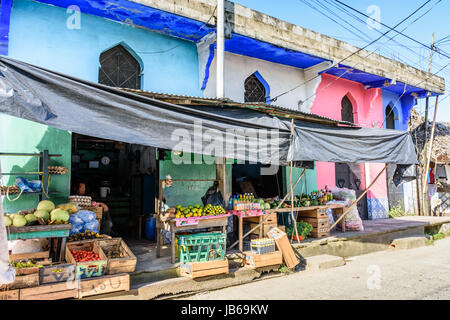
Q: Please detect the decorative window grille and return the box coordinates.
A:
[341,96,354,123]
[244,73,266,103]
[99,45,141,89]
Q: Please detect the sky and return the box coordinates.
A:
[233,0,450,123]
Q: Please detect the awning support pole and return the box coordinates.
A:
[228,168,306,251]
[422,95,439,215]
[289,119,301,243]
[328,163,388,232]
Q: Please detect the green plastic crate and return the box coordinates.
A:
[177,232,226,263]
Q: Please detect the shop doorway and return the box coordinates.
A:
[71,133,157,240]
[231,162,283,199]
[385,105,405,211]
[335,163,369,220]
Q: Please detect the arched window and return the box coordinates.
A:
[385,105,395,129]
[99,44,141,89]
[341,95,354,123]
[244,73,267,103]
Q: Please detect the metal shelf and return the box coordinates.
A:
[0,153,61,157]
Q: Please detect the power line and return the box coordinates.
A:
[333,0,450,60]
[271,0,433,102]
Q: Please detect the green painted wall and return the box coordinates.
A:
[282,166,318,196]
[0,115,71,213]
[159,154,232,207]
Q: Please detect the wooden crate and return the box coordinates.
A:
[96,238,137,274]
[298,217,330,227]
[39,263,76,284]
[65,241,107,279]
[3,273,39,290]
[0,289,19,300]
[244,251,282,269]
[310,231,330,238]
[180,259,229,279]
[19,281,78,300]
[78,273,130,298]
[249,222,277,237]
[297,208,328,219]
[245,212,277,224]
[10,250,52,272]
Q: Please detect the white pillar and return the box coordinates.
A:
[216,0,225,98]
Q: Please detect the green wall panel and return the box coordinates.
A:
[0,114,71,212]
[282,165,317,196]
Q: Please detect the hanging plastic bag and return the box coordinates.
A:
[201,181,225,207]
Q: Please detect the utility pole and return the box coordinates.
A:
[216,0,225,99]
[421,33,434,216]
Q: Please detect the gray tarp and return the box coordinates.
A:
[0,56,418,165]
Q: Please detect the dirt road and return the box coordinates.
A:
[181,237,450,300]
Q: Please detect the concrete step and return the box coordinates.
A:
[305,254,345,271]
[390,236,427,250]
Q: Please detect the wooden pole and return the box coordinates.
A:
[228,168,306,250]
[422,33,435,216]
[422,96,439,215]
[328,163,388,232]
[289,119,301,244]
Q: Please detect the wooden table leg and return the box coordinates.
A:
[171,228,176,264]
[156,227,161,258]
[259,216,263,238]
[60,237,66,263]
[239,215,243,252]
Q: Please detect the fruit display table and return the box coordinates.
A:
[156,215,229,264]
[7,224,72,262]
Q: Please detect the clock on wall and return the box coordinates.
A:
[101,156,111,166]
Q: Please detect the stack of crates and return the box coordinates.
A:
[177,232,226,263]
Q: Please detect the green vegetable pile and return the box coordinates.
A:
[286,221,313,239]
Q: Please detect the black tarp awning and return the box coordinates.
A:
[0,56,418,165]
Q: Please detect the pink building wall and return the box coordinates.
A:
[310,74,389,218]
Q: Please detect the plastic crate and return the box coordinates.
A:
[177,232,226,263]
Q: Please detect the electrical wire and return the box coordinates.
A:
[333,0,450,60]
[271,0,434,102]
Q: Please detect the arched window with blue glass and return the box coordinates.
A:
[99,44,142,89]
[244,71,270,103]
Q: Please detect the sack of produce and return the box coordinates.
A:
[84,220,99,233]
[77,210,96,223]
[201,181,225,207]
[329,190,364,232]
[68,212,83,225]
[69,224,83,235]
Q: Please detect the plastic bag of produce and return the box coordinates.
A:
[68,212,83,225]
[77,210,96,223]
[328,193,364,232]
[201,181,224,207]
[84,220,99,233]
[69,224,83,235]
[331,187,356,203]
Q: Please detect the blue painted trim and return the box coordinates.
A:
[0,0,13,55]
[29,0,442,95]
[252,71,271,103]
[201,43,215,91]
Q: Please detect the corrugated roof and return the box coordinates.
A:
[119,88,357,127]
